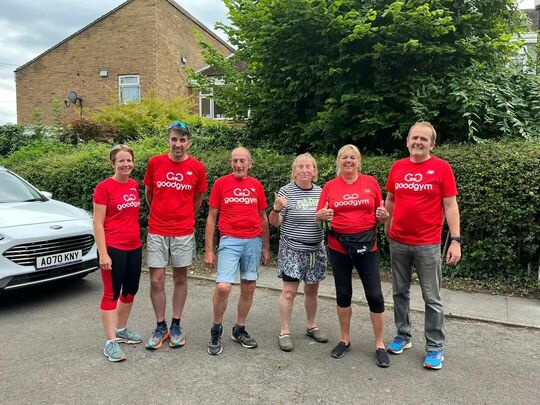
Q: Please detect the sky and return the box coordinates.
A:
[0,0,535,125]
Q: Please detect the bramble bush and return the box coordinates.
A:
[1,137,538,292]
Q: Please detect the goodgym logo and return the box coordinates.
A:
[157,171,193,191]
[117,193,140,210]
[404,173,423,182]
[225,188,258,204]
[334,193,369,207]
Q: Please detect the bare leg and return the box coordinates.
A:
[116,301,133,329]
[303,282,319,330]
[213,282,232,324]
[172,267,188,319]
[101,309,117,340]
[149,268,166,322]
[279,281,299,334]
[236,280,256,325]
[370,311,386,349]
[337,306,352,344]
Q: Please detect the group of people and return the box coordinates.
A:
[93,120,461,371]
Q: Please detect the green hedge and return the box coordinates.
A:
[1,138,539,288]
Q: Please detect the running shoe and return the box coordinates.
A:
[423,350,444,370]
[208,324,223,355]
[115,328,142,344]
[169,323,186,348]
[231,325,257,348]
[387,336,412,354]
[331,341,351,359]
[375,348,390,368]
[145,323,169,350]
[104,340,127,362]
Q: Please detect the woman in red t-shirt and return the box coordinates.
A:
[316,144,391,367]
[93,145,142,362]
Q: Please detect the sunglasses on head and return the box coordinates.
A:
[168,121,190,132]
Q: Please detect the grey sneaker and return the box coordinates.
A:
[169,323,186,348]
[116,328,142,344]
[104,340,127,362]
[231,325,257,348]
[208,325,223,355]
[278,334,294,352]
[145,324,169,350]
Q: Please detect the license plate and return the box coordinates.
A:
[36,250,83,270]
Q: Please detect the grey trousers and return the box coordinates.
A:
[389,239,445,352]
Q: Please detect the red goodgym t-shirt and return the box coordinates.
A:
[143,154,207,236]
[317,174,383,254]
[385,156,458,245]
[208,173,267,238]
[93,177,142,250]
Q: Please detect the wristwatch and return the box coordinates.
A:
[450,236,462,243]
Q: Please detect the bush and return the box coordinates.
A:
[1,138,538,291]
[0,124,63,157]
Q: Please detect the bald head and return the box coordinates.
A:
[230,147,253,179]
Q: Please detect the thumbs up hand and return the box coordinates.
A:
[376,200,389,222]
[316,201,334,222]
[273,192,287,212]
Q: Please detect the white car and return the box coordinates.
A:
[0,166,98,292]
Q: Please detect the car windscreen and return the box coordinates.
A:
[0,171,44,203]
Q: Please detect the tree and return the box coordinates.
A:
[190,0,537,153]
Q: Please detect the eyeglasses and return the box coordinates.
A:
[168,121,190,132]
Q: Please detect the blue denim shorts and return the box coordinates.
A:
[216,236,263,283]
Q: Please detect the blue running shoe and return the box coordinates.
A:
[387,336,412,354]
[423,351,444,370]
[104,340,126,362]
[169,323,186,348]
[116,327,142,344]
[146,323,169,350]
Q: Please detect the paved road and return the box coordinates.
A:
[1,271,539,404]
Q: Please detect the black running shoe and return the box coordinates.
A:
[231,325,257,348]
[375,348,390,368]
[331,341,351,359]
[208,325,223,355]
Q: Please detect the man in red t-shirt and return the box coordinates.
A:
[385,121,461,370]
[143,121,207,350]
[204,147,270,355]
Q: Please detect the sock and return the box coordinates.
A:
[115,327,126,333]
[157,320,167,329]
[105,339,116,345]
[171,318,180,327]
[212,323,222,332]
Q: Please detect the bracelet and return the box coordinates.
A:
[272,208,282,213]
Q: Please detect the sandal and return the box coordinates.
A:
[306,327,328,343]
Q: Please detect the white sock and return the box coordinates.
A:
[115,327,126,333]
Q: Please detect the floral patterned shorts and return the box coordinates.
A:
[277,242,327,284]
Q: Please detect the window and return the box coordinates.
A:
[119,75,140,103]
[199,88,227,119]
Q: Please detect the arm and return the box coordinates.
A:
[384,192,395,237]
[145,185,154,209]
[204,206,219,268]
[268,192,287,228]
[260,209,270,265]
[194,192,204,213]
[92,203,111,270]
[443,196,461,265]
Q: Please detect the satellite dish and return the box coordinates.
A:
[68,91,78,104]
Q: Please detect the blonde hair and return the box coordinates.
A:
[109,144,134,164]
[290,153,318,182]
[408,121,437,145]
[336,144,361,176]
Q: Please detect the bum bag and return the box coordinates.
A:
[329,228,376,257]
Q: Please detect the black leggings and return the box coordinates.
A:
[328,249,384,313]
[99,246,142,310]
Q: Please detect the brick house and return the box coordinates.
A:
[15,0,234,124]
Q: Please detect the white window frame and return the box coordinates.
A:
[197,79,228,120]
[118,75,141,103]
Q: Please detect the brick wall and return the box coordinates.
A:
[15,0,232,124]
